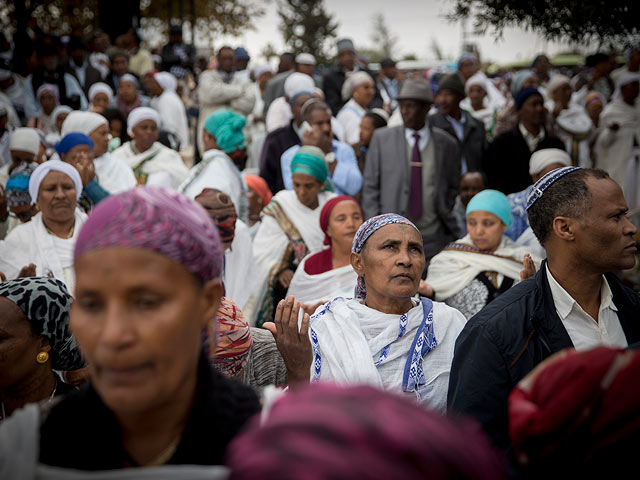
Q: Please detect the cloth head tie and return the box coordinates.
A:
[29,160,83,204]
[74,187,223,283]
[154,71,178,92]
[351,214,421,299]
[209,297,253,377]
[61,111,108,137]
[510,69,535,98]
[6,162,37,207]
[528,148,571,176]
[55,132,94,155]
[203,109,246,153]
[9,127,41,155]
[515,87,541,110]
[36,84,59,104]
[88,82,114,103]
[284,72,315,100]
[244,175,272,206]
[51,105,72,124]
[291,146,329,183]
[319,195,361,246]
[0,277,85,370]
[127,107,161,135]
[526,166,581,210]
[465,189,513,227]
[584,92,606,108]
[119,73,139,88]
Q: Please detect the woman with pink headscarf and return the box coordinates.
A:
[27,84,59,136]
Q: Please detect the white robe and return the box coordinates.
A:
[0,210,87,293]
[223,220,256,311]
[336,98,365,145]
[151,90,190,150]
[93,152,137,194]
[179,148,248,222]
[309,296,466,412]
[111,141,189,190]
[287,249,358,305]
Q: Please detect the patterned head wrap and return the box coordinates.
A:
[319,195,361,246]
[6,162,37,207]
[195,188,237,245]
[351,213,421,299]
[74,187,223,283]
[227,383,505,480]
[509,347,640,469]
[526,166,581,210]
[203,109,246,154]
[584,91,606,108]
[208,297,253,377]
[291,146,328,183]
[0,277,84,370]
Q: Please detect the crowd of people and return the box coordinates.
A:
[0,25,639,479]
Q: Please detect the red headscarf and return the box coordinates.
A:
[319,195,362,245]
[509,346,640,471]
[244,175,272,206]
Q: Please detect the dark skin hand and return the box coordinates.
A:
[277,268,295,289]
[264,295,312,387]
[519,253,536,281]
[0,184,7,218]
[18,264,37,277]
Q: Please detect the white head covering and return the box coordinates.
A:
[28,159,83,204]
[284,72,315,99]
[341,71,373,101]
[295,53,316,65]
[9,128,41,155]
[370,107,390,122]
[546,74,571,97]
[528,148,571,176]
[127,107,161,135]
[154,71,177,92]
[252,64,274,79]
[51,105,72,124]
[119,73,139,88]
[88,82,114,103]
[465,72,489,94]
[613,72,640,100]
[61,111,108,136]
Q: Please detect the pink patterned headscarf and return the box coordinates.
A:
[74,187,223,283]
[208,297,253,377]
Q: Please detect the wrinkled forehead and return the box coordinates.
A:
[364,223,422,248]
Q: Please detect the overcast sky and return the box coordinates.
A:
[210,0,583,66]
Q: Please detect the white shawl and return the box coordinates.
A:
[0,209,87,292]
[309,297,466,412]
[426,234,541,301]
[151,91,190,150]
[93,152,137,194]
[287,249,358,305]
[111,141,189,189]
[222,220,256,310]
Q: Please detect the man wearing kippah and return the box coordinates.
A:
[448,167,640,456]
[483,88,564,195]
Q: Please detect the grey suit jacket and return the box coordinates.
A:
[362,124,463,257]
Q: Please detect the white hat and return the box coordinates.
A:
[61,111,108,137]
[341,71,374,101]
[529,148,571,176]
[154,71,177,92]
[88,82,114,102]
[295,53,316,66]
[127,107,161,135]
[546,74,571,96]
[9,128,41,155]
[29,159,83,204]
[284,72,315,99]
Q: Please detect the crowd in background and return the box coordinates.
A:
[0,23,639,479]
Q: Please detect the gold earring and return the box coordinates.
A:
[36,352,49,364]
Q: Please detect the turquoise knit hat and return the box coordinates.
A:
[203,109,246,153]
[465,189,513,227]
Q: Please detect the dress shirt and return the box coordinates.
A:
[546,264,628,351]
[404,124,430,152]
[518,122,545,152]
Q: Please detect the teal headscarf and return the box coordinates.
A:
[465,189,513,227]
[291,146,329,183]
[203,109,246,154]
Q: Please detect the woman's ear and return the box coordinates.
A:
[350,251,364,277]
[200,278,223,329]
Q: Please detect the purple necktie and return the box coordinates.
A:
[409,132,423,220]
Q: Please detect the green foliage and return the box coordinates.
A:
[369,12,397,58]
[448,0,640,48]
[277,0,338,65]
[0,0,99,36]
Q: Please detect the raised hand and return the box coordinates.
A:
[17,263,37,278]
[519,254,536,281]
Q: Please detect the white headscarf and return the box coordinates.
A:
[546,74,571,97]
[61,111,108,136]
[119,73,139,88]
[341,71,373,101]
[253,64,274,80]
[51,105,72,124]
[88,82,114,103]
[28,160,83,204]
[127,107,161,135]
[284,72,315,99]
[9,128,40,155]
[154,72,177,92]
[465,72,488,94]
[528,148,571,176]
[612,72,640,100]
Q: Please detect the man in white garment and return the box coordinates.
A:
[146,71,190,151]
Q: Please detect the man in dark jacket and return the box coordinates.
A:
[448,167,640,451]
[483,88,565,194]
[259,92,314,193]
[430,73,486,173]
[322,38,381,116]
[66,36,103,96]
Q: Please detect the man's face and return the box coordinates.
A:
[399,99,430,131]
[519,94,545,127]
[308,108,332,138]
[296,63,315,77]
[382,65,397,80]
[217,49,234,73]
[291,93,313,125]
[534,56,550,76]
[573,177,637,272]
[42,54,59,73]
[459,172,485,207]
[435,89,462,116]
[338,50,355,71]
[458,59,478,81]
[112,55,128,76]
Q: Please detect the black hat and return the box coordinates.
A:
[437,73,465,97]
[380,58,396,68]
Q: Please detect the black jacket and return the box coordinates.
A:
[429,111,487,173]
[259,121,300,194]
[322,66,382,116]
[483,126,565,194]
[66,62,103,96]
[447,263,640,450]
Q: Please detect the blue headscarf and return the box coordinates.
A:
[466,189,513,227]
[55,132,94,155]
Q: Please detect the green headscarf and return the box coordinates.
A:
[291,146,329,183]
[203,109,246,154]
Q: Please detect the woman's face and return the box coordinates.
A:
[466,210,506,252]
[0,297,50,389]
[352,79,375,108]
[132,119,158,152]
[37,171,77,223]
[110,119,123,139]
[92,93,110,113]
[72,247,222,416]
[326,200,363,250]
[522,75,538,91]
[39,92,57,115]
[89,124,110,157]
[359,116,375,147]
[292,173,323,209]
[352,224,425,300]
[118,80,137,103]
[55,112,69,132]
[468,85,486,107]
